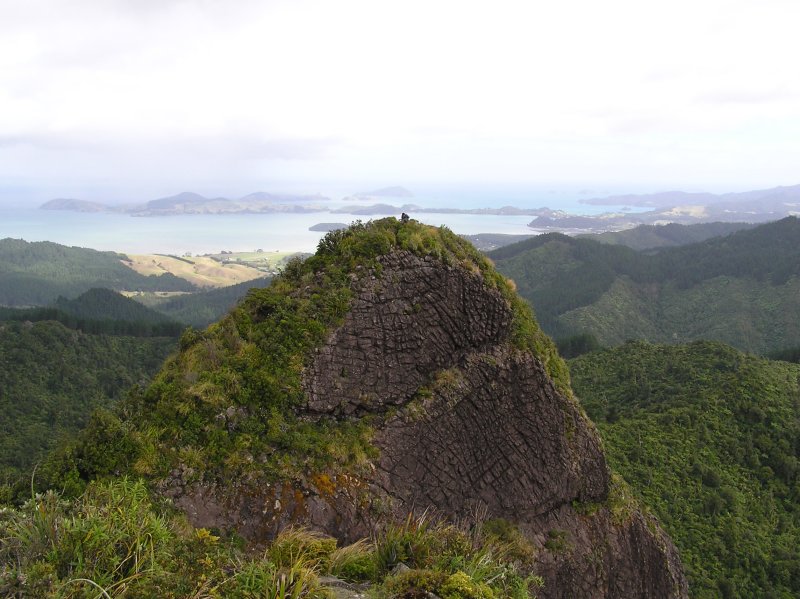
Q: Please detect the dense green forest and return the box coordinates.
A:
[54,288,177,324]
[144,276,271,327]
[570,341,800,598]
[769,346,800,364]
[0,320,175,483]
[0,238,194,306]
[0,288,184,337]
[581,221,754,251]
[491,217,800,353]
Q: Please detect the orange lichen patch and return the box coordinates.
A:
[292,487,308,520]
[312,473,338,497]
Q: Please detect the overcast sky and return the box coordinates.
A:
[2,0,799,203]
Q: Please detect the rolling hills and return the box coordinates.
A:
[147,276,272,327]
[0,238,194,306]
[122,253,266,288]
[1,288,184,337]
[490,216,800,353]
[581,221,755,251]
[54,288,179,325]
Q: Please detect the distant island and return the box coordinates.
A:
[40,198,110,213]
[40,183,800,235]
[309,222,348,232]
[355,186,413,198]
[338,186,415,206]
[533,183,800,232]
[42,191,331,217]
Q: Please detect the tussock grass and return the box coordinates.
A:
[1,481,543,598]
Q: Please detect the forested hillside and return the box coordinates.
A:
[491,216,800,353]
[54,288,177,324]
[570,341,800,598]
[581,221,754,251]
[0,320,175,484]
[145,276,271,327]
[0,238,194,306]
[0,288,184,337]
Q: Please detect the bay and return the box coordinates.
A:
[0,206,541,255]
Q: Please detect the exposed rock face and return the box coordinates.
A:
[167,243,688,598]
[523,504,686,599]
[374,346,608,517]
[304,252,512,415]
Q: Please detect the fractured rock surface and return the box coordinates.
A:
[374,347,608,518]
[304,251,512,415]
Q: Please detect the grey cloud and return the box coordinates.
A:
[697,88,798,105]
[577,107,679,136]
[0,0,269,34]
[172,134,341,161]
[606,116,675,135]
[0,133,115,153]
[0,131,339,161]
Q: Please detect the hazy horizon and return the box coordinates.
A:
[3,179,798,212]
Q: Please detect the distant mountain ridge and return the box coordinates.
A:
[145,191,226,210]
[491,216,800,353]
[581,221,756,251]
[530,184,800,232]
[40,198,110,212]
[582,183,800,208]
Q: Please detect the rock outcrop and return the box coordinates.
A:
[154,219,687,598]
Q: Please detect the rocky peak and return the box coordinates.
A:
[140,218,686,597]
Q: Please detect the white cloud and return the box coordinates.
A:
[2,0,800,199]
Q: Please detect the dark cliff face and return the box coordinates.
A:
[304,251,513,415]
[157,221,687,598]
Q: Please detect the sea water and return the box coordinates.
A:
[0,183,641,255]
[0,206,547,255]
